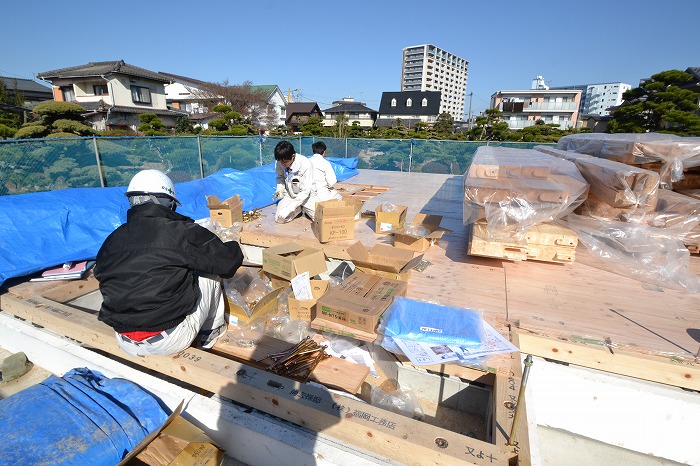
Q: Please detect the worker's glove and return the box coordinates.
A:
[273,189,285,200]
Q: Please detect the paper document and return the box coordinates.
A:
[291,272,313,299]
[391,320,519,366]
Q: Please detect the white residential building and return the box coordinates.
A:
[551,81,631,116]
[401,44,468,122]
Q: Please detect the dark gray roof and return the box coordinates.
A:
[38,60,170,83]
[158,71,210,87]
[80,101,187,117]
[1,77,52,95]
[322,102,377,114]
[378,91,441,116]
[286,102,321,114]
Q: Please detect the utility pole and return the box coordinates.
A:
[467,92,473,130]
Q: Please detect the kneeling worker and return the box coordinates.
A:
[95,169,243,357]
[274,140,314,223]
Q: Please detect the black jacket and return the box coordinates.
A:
[95,203,243,333]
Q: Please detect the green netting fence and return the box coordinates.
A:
[0,135,551,195]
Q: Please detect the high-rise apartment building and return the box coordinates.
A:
[551,81,631,116]
[401,44,468,122]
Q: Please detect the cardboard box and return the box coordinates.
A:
[315,270,407,333]
[313,198,363,242]
[206,194,243,228]
[119,402,224,466]
[310,315,379,343]
[393,214,451,252]
[288,280,329,321]
[262,242,327,280]
[227,286,285,326]
[347,242,423,281]
[375,203,407,234]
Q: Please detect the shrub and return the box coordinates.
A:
[45,132,81,138]
[32,101,86,122]
[53,119,95,136]
[0,123,16,138]
[14,125,48,139]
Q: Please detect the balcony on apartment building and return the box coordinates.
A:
[499,101,578,113]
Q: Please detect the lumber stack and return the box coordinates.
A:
[463,146,586,264]
[469,221,577,264]
[557,133,700,189]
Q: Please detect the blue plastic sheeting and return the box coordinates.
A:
[379,296,485,347]
[0,158,358,285]
[0,367,168,465]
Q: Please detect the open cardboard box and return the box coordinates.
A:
[288,279,329,321]
[347,241,423,281]
[374,203,407,234]
[206,194,243,228]
[393,213,451,252]
[314,270,406,334]
[313,198,364,242]
[224,266,286,326]
[118,401,224,466]
[262,242,327,280]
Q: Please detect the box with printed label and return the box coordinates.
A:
[374,203,407,234]
[288,279,329,321]
[393,213,451,252]
[206,194,243,228]
[315,270,407,333]
[262,242,327,280]
[313,198,363,242]
[347,241,423,282]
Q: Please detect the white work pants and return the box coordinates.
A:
[115,274,227,357]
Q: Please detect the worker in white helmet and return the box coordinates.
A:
[94,169,243,357]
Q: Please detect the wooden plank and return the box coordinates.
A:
[516,331,700,391]
[0,293,516,466]
[503,258,700,375]
[212,334,369,394]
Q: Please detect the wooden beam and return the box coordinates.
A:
[517,331,700,391]
[0,294,517,466]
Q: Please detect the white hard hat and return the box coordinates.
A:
[126,169,179,203]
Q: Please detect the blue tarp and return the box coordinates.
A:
[0,157,358,285]
[0,367,169,465]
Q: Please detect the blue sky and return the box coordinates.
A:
[3,0,698,117]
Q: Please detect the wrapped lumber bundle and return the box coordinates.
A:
[534,145,660,222]
[468,220,578,264]
[647,189,700,253]
[463,146,589,240]
[557,133,700,188]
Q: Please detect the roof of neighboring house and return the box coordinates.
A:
[1,77,52,95]
[378,91,441,116]
[79,101,187,117]
[322,101,377,115]
[37,60,170,83]
[158,71,210,87]
[250,85,282,100]
[286,102,321,114]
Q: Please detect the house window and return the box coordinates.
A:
[406,98,412,107]
[422,98,428,106]
[131,86,152,104]
[61,86,75,102]
[93,84,108,96]
[391,98,397,107]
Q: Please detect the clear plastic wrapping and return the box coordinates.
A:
[463,146,589,239]
[534,145,661,222]
[557,214,700,293]
[557,133,700,187]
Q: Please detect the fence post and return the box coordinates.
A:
[92,137,106,187]
[197,135,204,179]
[345,137,348,158]
[409,138,414,173]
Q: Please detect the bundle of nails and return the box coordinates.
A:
[242,209,262,222]
[256,336,331,381]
